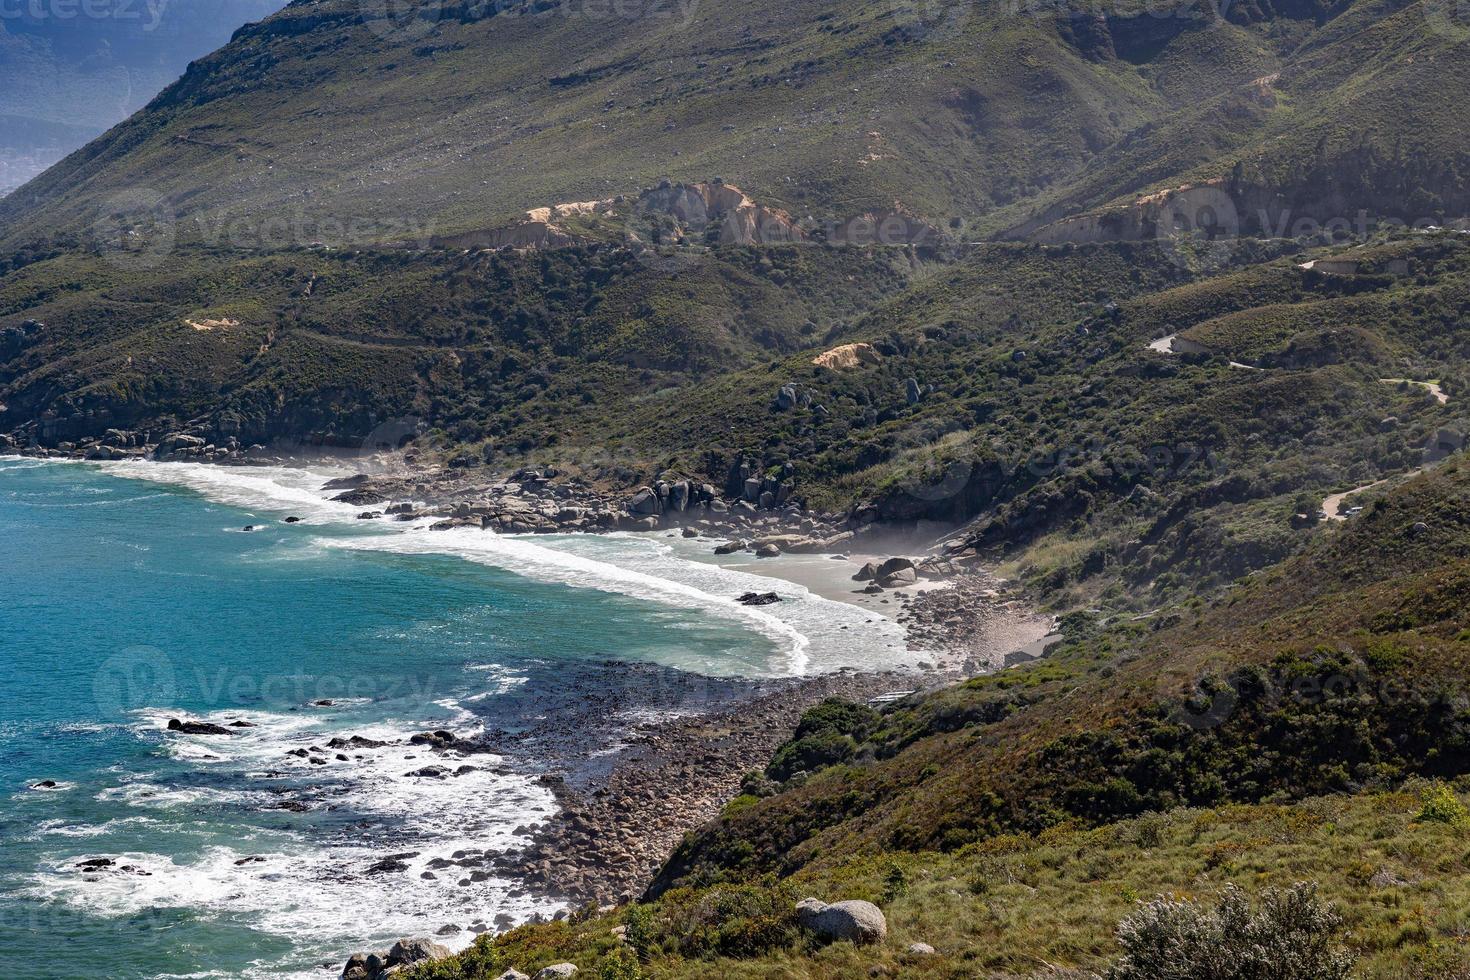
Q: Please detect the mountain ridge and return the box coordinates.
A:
[7,0,1469,254]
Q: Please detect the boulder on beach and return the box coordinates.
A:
[796,897,887,945]
[155,433,205,457]
[713,539,747,555]
[852,561,881,582]
[737,591,781,606]
[875,557,918,588]
[388,938,452,966]
[755,542,781,558]
[627,487,661,516]
[875,557,915,577]
[879,566,918,588]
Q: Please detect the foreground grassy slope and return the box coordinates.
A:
[410,460,1470,979]
[416,789,1470,979]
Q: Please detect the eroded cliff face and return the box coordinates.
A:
[431,199,621,250]
[1028,145,1470,248]
[430,181,807,252]
[633,181,806,245]
[1029,179,1238,246]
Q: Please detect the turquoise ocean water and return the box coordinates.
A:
[0,457,908,979]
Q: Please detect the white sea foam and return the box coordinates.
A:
[29,702,560,970]
[63,457,916,675]
[7,456,917,977]
[321,526,817,675]
[33,815,161,838]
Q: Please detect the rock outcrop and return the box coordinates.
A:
[166,718,233,735]
[632,180,805,246]
[340,937,452,980]
[812,342,882,371]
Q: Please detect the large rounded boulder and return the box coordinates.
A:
[796,897,887,945]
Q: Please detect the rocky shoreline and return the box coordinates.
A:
[4,431,849,540]
[481,669,933,909]
[8,440,1057,952]
[6,439,1051,663]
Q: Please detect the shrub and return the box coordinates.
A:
[405,935,503,979]
[597,948,643,980]
[619,884,799,961]
[1105,883,1355,980]
[765,698,880,782]
[1416,782,1470,831]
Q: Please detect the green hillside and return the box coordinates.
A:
[5,231,1468,609]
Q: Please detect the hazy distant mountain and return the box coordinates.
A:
[0,0,285,195]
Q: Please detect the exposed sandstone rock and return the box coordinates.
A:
[812,342,882,371]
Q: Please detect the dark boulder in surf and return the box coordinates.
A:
[167,718,232,735]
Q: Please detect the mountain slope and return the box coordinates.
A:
[5,0,1467,250]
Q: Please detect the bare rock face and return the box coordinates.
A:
[796,897,887,945]
[635,181,806,245]
[812,342,882,371]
